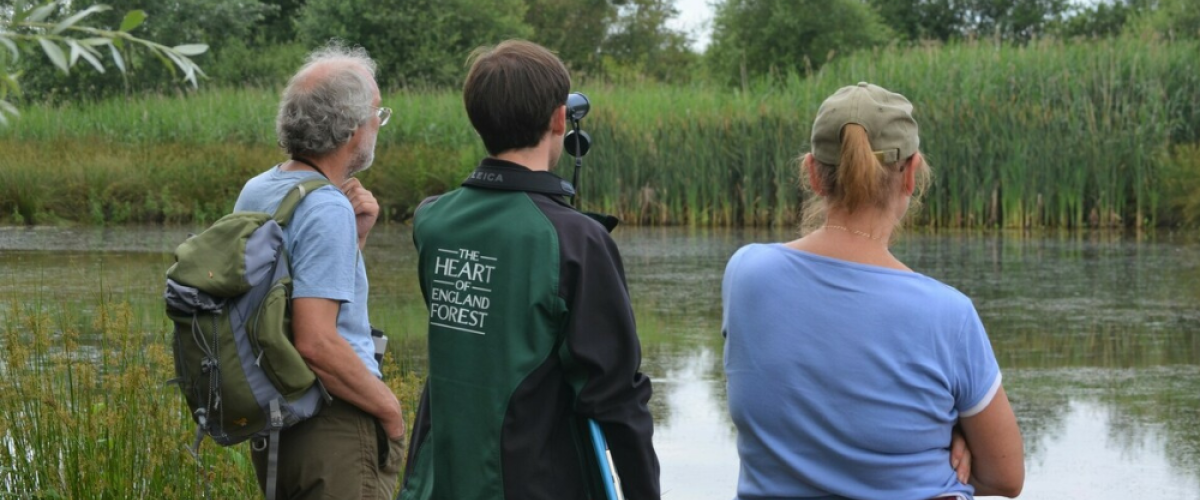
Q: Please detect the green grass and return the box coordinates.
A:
[0,297,258,497]
[0,294,424,498]
[2,37,1199,228]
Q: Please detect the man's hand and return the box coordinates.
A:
[341,177,379,249]
[381,397,406,441]
[951,424,972,484]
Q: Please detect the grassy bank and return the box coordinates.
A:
[2,38,1198,228]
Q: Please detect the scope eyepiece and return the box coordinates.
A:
[567,92,590,122]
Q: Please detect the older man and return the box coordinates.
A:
[234,41,404,499]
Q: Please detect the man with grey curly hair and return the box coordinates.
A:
[234,41,404,499]
[277,43,382,177]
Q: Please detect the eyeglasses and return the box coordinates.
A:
[376,106,392,127]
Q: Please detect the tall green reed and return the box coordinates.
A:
[2,38,1198,228]
[573,38,1199,228]
[0,296,261,498]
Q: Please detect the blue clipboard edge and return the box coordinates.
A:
[588,419,624,500]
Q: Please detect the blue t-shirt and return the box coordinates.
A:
[234,166,379,378]
[722,243,1000,500]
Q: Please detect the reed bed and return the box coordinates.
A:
[576,38,1200,228]
[0,293,423,498]
[2,38,1198,228]
[0,297,260,497]
[0,138,470,225]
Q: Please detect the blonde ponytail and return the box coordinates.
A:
[837,124,890,214]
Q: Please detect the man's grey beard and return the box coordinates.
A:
[349,149,374,175]
[348,137,376,175]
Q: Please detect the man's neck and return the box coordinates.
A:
[283,153,349,185]
[494,146,553,172]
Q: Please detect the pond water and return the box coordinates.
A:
[2,225,1198,500]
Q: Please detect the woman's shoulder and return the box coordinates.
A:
[726,242,789,271]
[730,242,780,258]
[905,273,980,318]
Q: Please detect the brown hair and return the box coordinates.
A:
[463,40,570,155]
[800,124,932,235]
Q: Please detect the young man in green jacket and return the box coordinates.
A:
[399,40,660,500]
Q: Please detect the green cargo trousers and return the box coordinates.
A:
[252,397,405,499]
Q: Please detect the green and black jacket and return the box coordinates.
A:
[399,158,660,500]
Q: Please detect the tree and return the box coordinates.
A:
[258,0,306,44]
[524,0,617,78]
[961,0,1071,41]
[11,0,269,100]
[868,0,965,41]
[1130,0,1200,39]
[600,0,697,82]
[0,1,208,125]
[868,0,1071,42]
[521,0,695,83]
[296,0,532,88]
[85,0,275,48]
[707,0,892,86]
[1052,0,1142,39]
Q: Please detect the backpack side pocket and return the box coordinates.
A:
[250,276,318,401]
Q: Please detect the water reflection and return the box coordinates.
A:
[1022,399,1200,498]
[649,347,737,498]
[3,226,1200,499]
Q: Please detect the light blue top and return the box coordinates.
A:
[722,243,1000,500]
[235,166,379,378]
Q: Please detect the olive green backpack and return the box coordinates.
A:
[164,179,330,499]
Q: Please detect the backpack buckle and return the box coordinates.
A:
[269,399,284,428]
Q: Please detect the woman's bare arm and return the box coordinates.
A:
[960,385,1025,497]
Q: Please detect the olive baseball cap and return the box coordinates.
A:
[810,82,919,166]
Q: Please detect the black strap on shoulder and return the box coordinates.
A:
[273,179,333,226]
[291,156,330,180]
[461,160,576,198]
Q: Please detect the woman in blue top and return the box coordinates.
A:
[722,83,1025,500]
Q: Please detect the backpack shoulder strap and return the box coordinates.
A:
[273,179,333,226]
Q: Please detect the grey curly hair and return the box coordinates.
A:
[276,42,378,157]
